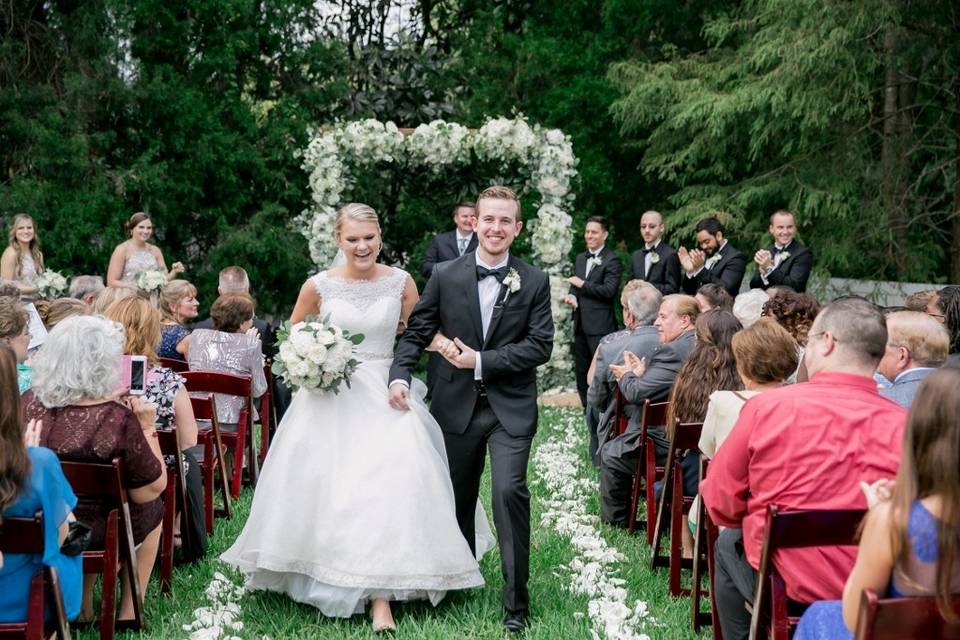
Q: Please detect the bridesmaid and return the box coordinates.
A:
[0,214,44,302]
[106,212,185,289]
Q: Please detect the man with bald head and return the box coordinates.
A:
[629,210,681,294]
[877,311,948,407]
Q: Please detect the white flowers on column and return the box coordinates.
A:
[299,115,579,390]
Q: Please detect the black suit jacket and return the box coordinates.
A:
[629,242,681,294]
[571,247,623,337]
[419,230,478,280]
[681,243,747,297]
[748,240,813,292]
[191,317,277,360]
[391,253,554,437]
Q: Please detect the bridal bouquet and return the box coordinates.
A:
[137,270,167,293]
[273,315,364,393]
[35,270,68,299]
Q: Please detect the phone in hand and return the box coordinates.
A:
[118,355,148,396]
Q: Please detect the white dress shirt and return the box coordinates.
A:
[474,252,510,380]
[643,239,661,279]
[585,245,605,278]
[456,230,474,256]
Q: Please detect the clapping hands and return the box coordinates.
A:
[677,247,705,274]
[754,249,773,272]
[609,351,646,381]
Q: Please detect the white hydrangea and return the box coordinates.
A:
[34,269,68,299]
[406,120,472,168]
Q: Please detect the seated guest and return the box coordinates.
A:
[795,368,960,638]
[762,290,820,347]
[749,209,814,292]
[679,217,747,297]
[904,289,936,313]
[598,294,699,526]
[68,275,105,307]
[23,315,166,622]
[701,298,907,640]
[192,266,277,359]
[40,297,87,330]
[0,344,82,623]
[105,297,207,560]
[732,288,768,328]
[629,210,681,294]
[876,311,948,408]
[158,279,198,361]
[695,283,733,312]
[926,285,960,367]
[0,297,31,393]
[419,202,477,279]
[91,285,136,315]
[658,309,743,554]
[587,280,662,462]
[187,293,267,429]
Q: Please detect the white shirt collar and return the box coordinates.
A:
[717,240,728,254]
[476,251,509,270]
[775,241,790,251]
[589,245,605,257]
[456,229,474,242]
[645,239,661,251]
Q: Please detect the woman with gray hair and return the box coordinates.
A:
[22,315,167,623]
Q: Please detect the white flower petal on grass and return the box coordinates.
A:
[183,569,246,640]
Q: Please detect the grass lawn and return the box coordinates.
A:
[78,406,706,639]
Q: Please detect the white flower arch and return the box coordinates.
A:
[299,116,577,391]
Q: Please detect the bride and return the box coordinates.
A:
[222,203,487,631]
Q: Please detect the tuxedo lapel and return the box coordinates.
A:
[575,252,587,279]
[482,256,518,350]
[462,254,484,346]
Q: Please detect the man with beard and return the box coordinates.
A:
[679,217,747,298]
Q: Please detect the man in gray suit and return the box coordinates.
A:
[878,310,948,408]
[598,294,700,526]
[586,280,663,464]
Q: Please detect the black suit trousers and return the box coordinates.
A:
[573,329,602,407]
[444,395,533,614]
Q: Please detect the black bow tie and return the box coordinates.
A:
[642,247,655,254]
[476,265,507,282]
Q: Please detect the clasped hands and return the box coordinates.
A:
[677,247,706,274]
[754,249,774,272]
[388,332,478,411]
[608,350,647,381]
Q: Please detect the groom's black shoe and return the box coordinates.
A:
[503,611,528,634]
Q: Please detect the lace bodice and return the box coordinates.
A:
[310,267,408,361]
[121,248,160,283]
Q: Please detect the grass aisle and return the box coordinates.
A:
[80,406,704,639]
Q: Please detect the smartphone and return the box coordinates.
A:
[118,355,148,396]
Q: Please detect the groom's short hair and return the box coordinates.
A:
[476,186,522,221]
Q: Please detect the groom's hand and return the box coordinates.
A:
[388,383,411,411]
[449,338,477,369]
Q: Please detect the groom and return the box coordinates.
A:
[388,185,554,634]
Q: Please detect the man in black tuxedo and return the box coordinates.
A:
[629,210,681,294]
[389,186,554,634]
[561,216,623,407]
[679,217,747,298]
[749,209,814,293]
[419,202,478,279]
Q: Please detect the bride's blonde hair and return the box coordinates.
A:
[334,203,381,237]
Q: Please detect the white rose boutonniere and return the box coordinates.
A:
[779,251,791,262]
[501,268,521,303]
[649,253,660,264]
[587,255,602,270]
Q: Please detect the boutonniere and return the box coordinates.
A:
[704,253,722,270]
[587,255,603,270]
[501,268,521,303]
[649,253,660,264]
[779,251,791,261]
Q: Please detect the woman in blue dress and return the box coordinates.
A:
[795,367,960,639]
[0,344,82,623]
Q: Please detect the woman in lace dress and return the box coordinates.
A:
[0,214,44,302]
[222,204,485,632]
[106,212,185,290]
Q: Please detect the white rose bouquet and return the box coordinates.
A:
[272,315,364,393]
[137,270,167,293]
[34,270,68,299]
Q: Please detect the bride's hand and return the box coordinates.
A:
[427,332,448,352]
[388,383,411,411]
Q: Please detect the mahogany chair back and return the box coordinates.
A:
[188,393,233,534]
[158,357,189,373]
[854,589,960,639]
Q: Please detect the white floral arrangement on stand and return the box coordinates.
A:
[136,270,167,294]
[298,115,579,391]
[34,270,68,299]
[273,315,365,393]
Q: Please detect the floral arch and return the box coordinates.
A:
[298,116,578,391]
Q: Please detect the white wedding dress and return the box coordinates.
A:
[222,267,490,617]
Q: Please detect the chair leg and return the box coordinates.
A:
[707,519,724,640]
[159,476,175,594]
[99,514,118,640]
[25,572,44,640]
[645,441,658,547]
[245,419,259,490]
[669,464,683,596]
[627,450,644,534]
[691,506,704,631]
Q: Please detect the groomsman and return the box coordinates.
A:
[419,202,478,279]
[628,210,681,294]
[749,209,814,292]
[679,217,747,298]
[562,216,623,406]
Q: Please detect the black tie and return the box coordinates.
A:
[642,248,654,254]
[476,265,507,282]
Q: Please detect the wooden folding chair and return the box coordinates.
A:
[182,371,258,499]
[60,458,144,640]
[156,428,191,594]
[189,394,233,535]
[627,400,669,537]
[612,387,629,438]
[749,504,866,640]
[691,457,722,637]
[650,420,703,596]
[0,513,72,640]
[854,588,960,639]
[258,362,273,466]
[158,357,189,373]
